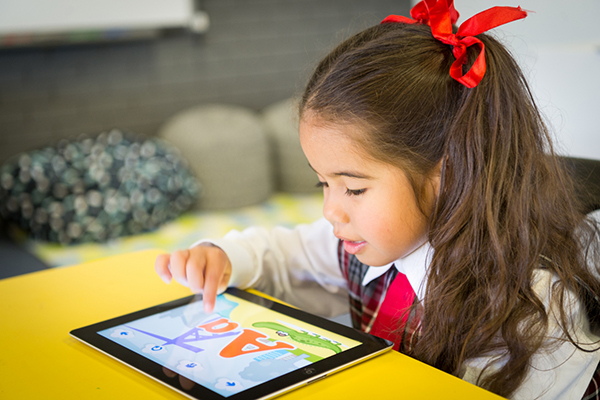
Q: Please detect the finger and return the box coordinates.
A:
[169,250,191,287]
[202,269,220,314]
[162,367,177,378]
[218,267,232,294]
[202,250,230,314]
[155,254,172,284]
[179,375,195,391]
[185,251,206,294]
[216,254,233,294]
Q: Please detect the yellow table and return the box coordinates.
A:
[0,249,502,399]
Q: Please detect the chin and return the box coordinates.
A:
[355,253,392,267]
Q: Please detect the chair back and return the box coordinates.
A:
[561,157,600,214]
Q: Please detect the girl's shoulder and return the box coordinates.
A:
[534,210,600,322]
[531,265,600,346]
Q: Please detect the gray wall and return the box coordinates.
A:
[0,0,409,165]
[450,0,600,160]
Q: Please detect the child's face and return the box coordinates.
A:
[299,117,438,266]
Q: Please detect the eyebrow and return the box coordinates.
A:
[308,163,373,179]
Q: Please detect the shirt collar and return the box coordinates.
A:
[361,242,433,300]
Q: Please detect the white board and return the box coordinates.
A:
[0,0,194,35]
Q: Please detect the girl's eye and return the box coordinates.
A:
[345,188,366,196]
[316,181,365,196]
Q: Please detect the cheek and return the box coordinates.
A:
[397,208,429,240]
[382,200,428,244]
[362,207,399,243]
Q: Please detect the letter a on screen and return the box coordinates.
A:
[219,329,294,358]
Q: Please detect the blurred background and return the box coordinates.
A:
[0,0,597,279]
[0,0,407,278]
[0,0,405,166]
[0,0,598,165]
[449,0,600,161]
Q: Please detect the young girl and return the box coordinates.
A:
[155,1,600,398]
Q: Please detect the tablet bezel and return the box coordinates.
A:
[70,288,393,400]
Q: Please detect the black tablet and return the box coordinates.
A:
[70,288,392,400]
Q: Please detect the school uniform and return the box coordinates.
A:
[195,217,600,399]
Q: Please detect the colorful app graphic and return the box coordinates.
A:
[98,294,360,397]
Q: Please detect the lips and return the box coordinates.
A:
[342,239,367,255]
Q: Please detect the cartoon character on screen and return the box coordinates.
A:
[253,322,342,354]
[156,1,600,398]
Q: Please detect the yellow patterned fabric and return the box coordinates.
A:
[26,193,323,267]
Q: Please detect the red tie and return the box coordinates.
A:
[370,270,417,351]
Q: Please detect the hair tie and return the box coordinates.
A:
[381,1,527,88]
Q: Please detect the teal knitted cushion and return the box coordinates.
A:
[0,129,200,244]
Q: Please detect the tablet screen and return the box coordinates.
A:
[97,292,360,397]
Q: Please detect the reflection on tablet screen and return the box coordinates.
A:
[98,293,361,397]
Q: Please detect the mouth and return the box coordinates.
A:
[340,239,367,255]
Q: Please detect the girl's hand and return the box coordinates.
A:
[154,244,232,313]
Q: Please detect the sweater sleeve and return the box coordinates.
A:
[191,217,349,317]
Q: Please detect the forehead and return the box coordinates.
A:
[300,118,363,155]
[299,116,391,175]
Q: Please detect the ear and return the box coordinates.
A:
[420,158,444,218]
[429,158,445,198]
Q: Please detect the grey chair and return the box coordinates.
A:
[561,156,600,214]
[561,157,600,338]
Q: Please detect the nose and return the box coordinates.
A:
[322,192,349,225]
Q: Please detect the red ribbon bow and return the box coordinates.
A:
[381,0,459,26]
[381,1,528,88]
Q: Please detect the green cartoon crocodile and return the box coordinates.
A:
[252,322,342,354]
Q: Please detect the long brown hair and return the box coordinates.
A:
[300,22,600,397]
